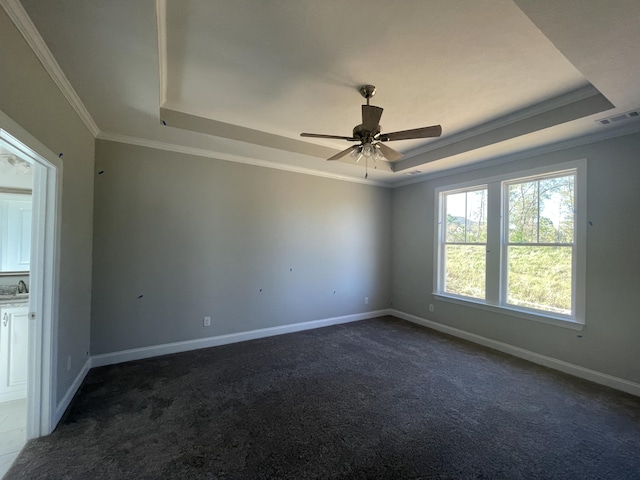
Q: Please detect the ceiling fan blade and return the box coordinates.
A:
[376,142,403,162]
[301,133,357,141]
[328,145,357,161]
[362,105,383,133]
[379,125,442,141]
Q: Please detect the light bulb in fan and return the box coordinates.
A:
[350,146,363,163]
[373,145,384,161]
[5,155,31,173]
[361,143,375,158]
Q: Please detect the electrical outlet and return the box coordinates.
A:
[203,316,211,327]
[364,297,369,305]
[66,355,71,371]
[429,304,434,312]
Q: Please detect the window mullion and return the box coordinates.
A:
[438,193,447,293]
[464,193,468,243]
[485,182,501,305]
[536,180,540,243]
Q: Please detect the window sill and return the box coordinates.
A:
[432,294,585,331]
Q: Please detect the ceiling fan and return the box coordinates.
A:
[301,85,442,163]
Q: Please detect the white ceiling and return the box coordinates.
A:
[11,0,640,185]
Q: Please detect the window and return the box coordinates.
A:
[435,160,586,327]
[441,187,487,300]
[504,174,574,315]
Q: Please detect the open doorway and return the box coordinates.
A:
[0,119,61,476]
[0,148,32,475]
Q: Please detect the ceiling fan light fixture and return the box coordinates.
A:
[2,155,31,173]
[361,143,375,158]
[350,146,364,163]
[299,85,442,170]
[373,144,385,161]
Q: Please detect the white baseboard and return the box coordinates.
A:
[91,309,391,368]
[0,390,25,403]
[391,309,640,397]
[48,311,389,431]
[53,357,91,428]
[48,308,639,434]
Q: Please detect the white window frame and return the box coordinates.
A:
[438,185,488,300]
[434,159,587,330]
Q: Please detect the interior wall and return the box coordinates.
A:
[0,9,95,404]
[91,140,391,354]
[391,131,640,385]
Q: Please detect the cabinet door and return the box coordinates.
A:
[2,199,32,272]
[0,306,29,401]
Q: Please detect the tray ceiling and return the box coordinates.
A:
[12,0,640,185]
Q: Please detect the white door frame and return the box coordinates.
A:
[0,110,61,438]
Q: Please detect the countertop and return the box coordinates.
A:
[0,294,29,306]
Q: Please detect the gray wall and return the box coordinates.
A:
[91,140,391,354]
[391,132,640,384]
[0,9,95,403]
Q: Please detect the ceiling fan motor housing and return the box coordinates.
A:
[353,124,379,143]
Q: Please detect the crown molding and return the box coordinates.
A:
[96,131,391,187]
[390,121,640,188]
[94,122,640,191]
[396,87,614,173]
[156,0,167,107]
[0,0,100,137]
[402,85,605,162]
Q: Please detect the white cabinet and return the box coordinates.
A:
[0,305,28,401]
[0,194,32,272]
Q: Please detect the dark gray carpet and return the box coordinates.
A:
[7,316,640,479]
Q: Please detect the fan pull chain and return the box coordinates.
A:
[365,157,368,179]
